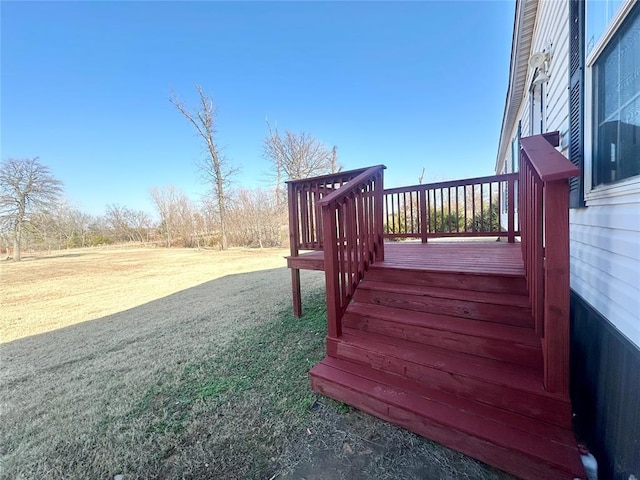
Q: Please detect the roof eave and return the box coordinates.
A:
[495,0,538,172]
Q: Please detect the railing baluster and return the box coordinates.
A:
[377,173,518,240]
[489,182,494,232]
[337,203,346,306]
[427,188,432,234]
[438,188,443,233]
[419,188,428,243]
[455,186,460,233]
[346,195,355,293]
[507,176,515,242]
[480,183,484,232]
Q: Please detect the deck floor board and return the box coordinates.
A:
[288,241,525,277]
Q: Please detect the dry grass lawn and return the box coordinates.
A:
[1,246,512,480]
[1,246,295,343]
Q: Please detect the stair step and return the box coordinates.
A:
[343,303,542,369]
[354,280,533,327]
[359,280,531,307]
[367,264,528,295]
[328,329,571,427]
[310,357,585,480]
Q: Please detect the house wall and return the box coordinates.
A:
[498,0,640,349]
[571,291,640,480]
[570,202,640,348]
[570,0,640,350]
[497,2,640,478]
[569,5,640,475]
[536,0,570,144]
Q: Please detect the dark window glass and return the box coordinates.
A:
[593,6,640,187]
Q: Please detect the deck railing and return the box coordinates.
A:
[383,174,518,242]
[519,132,579,395]
[317,165,385,338]
[287,167,372,253]
[287,133,577,398]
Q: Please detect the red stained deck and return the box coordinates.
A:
[287,143,583,479]
[288,241,526,276]
[291,241,583,479]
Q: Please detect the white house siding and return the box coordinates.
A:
[498,1,640,349]
[536,0,570,146]
[497,3,640,477]
[570,201,640,347]
[528,0,570,142]
[568,1,640,350]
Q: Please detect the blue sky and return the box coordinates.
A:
[2,1,515,216]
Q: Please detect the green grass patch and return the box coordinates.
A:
[125,290,329,477]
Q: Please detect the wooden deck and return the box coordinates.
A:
[287,241,525,276]
[291,241,584,479]
[287,146,583,479]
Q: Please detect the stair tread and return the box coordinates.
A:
[318,356,573,446]
[311,357,584,478]
[358,280,531,308]
[354,282,533,327]
[331,330,571,427]
[346,302,540,347]
[370,261,525,276]
[366,265,529,295]
[371,246,525,276]
[339,328,547,395]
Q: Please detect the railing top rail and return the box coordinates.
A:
[384,172,518,195]
[317,165,386,208]
[520,133,579,182]
[286,166,371,186]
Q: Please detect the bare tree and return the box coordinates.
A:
[150,186,179,247]
[0,158,63,260]
[264,119,341,200]
[418,167,426,185]
[170,85,235,250]
[32,203,92,249]
[227,188,283,247]
[149,185,197,247]
[105,204,151,243]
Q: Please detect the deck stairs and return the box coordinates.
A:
[309,259,585,479]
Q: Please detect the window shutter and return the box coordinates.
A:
[569,0,585,208]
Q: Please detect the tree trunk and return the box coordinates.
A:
[13,222,21,261]
[217,178,228,250]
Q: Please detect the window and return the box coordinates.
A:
[530,82,545,136]
[586,0,624,55]
[511,127,520,174]
[592,7,640,187]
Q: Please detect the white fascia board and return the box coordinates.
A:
[495,0,538,173]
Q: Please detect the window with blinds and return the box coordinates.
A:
[592,6,640,187]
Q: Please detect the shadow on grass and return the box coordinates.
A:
[1,267,327,478]
[1,266,513,480]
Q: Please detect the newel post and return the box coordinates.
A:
[543,179,571,395]
[323,202,341,339]
[288,182,302,318]
[374,171,385,261]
